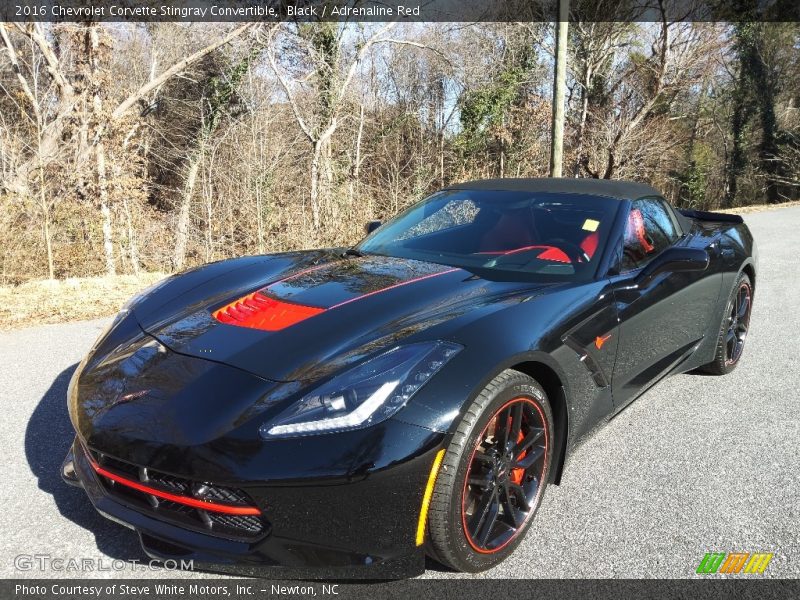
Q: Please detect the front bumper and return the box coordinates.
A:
[63,430,442,579]
[66,317,448,577]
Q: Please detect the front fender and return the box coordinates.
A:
[394,281,614,449]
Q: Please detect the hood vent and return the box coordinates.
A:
[213,291,325,332]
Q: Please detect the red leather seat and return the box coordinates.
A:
[580,231,599,259]
[625,208,654,253]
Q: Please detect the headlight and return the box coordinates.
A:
[260,341,462,439]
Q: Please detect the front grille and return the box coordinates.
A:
[101,455,139,478]
[207,513,264,534]
[145,472,189,494]
[197,484,251,505]
[88,450,269,541]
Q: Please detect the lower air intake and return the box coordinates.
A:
[89,449,269,541]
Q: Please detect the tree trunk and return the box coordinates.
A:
[202,152,214,262]
[96,140,116,275]
[254,127,266,254]
[349,103,365,206]
[572,65,592,177]
[752,54,780,203]
[122,194,139,275]
[39,161,54,280]
[255,189,265,254]
[118,133,140,274]
[174,143,204,270]
[724,68,752,208]
[549,0,569,178]
[499,136,505,178]
[90,24,116,276]
[310,140,322,231]
[439,131,445,187]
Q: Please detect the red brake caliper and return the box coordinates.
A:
[509,420,526,485]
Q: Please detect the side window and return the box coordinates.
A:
[621,197,680,272]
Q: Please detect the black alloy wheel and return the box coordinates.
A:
[725,281,752,366]
[461,397,547,553]
[699,272,753,375]
[425,370,553,572]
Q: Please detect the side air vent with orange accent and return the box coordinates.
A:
[213,292,325,331]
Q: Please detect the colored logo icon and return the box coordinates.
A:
[696,552,773,574]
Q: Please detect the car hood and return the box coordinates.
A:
[134,251,550,384]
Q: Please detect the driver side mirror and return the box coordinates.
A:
[365,220,382,234]
[635,247,709,288]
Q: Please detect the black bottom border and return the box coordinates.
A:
[4,579,800,600]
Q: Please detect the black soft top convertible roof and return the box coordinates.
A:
[448,178,662,201]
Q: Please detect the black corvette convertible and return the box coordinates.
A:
[63,178,756,576]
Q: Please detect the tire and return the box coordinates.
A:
[426,369,554,572]
[698,272,753,375]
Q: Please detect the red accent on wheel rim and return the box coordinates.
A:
[461,397,548,554]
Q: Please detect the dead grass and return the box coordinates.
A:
[0,272,167,331]
[718,200,800,214]
[2,199,799,331]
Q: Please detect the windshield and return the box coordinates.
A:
[358,189,621,281]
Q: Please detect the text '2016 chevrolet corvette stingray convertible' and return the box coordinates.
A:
[62,178,756,577]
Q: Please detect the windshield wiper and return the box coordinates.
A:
[341,247,365,258]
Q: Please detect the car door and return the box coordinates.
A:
[609,197,717,412]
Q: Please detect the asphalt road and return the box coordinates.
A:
[1,207,798,581]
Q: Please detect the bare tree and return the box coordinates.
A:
[1,22,255,276]
[578,17,721,179]
[0,21,796,286]
[265,22,403,231]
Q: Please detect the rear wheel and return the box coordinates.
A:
[426,370,553,572]
[699,272,752,375]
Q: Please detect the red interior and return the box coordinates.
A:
[478,214,600,264]
[478,232,600,265]
[625,208,654,253]
[580,231,599,259]
[477,245,571,263]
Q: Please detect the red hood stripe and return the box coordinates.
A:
[269,262,330,285]
[212,262,330,331]
[327,267,461,309]
[212,263,461,332]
